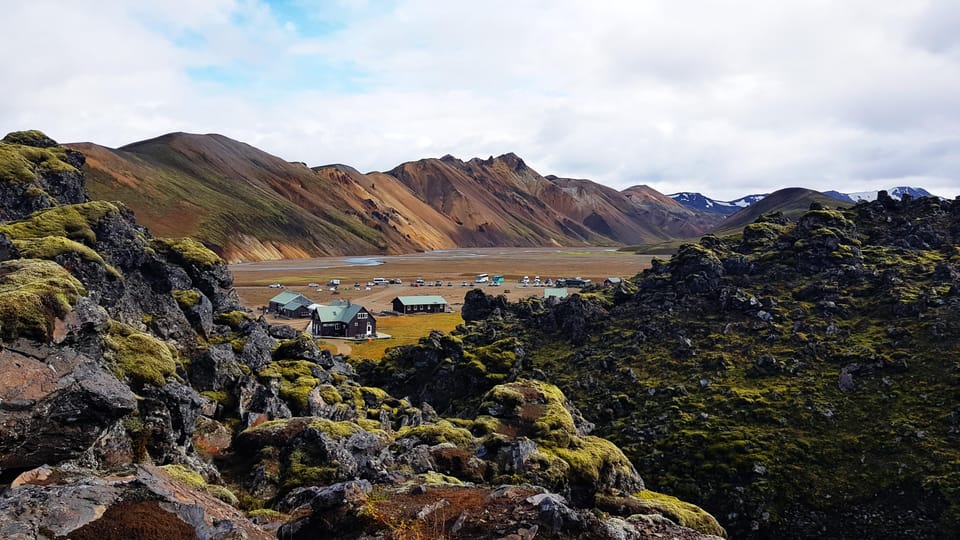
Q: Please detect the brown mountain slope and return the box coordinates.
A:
[390,154,708,247]
[710,187,847,235]
[620,185,726,239]
[69,132,715,261]
[71,134,462,262]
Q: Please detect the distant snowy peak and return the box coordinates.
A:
[669,192,768,215]
[825,186,934,204]
[729,194,767,208]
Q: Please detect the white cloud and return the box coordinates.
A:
[1,0,958,200]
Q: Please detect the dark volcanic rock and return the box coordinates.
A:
[0,343,136,470]
[0,464,271,539]
[463,288,509,322]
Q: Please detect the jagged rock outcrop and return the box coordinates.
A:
[0,130,88,221]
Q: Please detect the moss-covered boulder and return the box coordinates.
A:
[0,131,87,220]
[103,320,178,387]
[0,258,86,341]
[478,380,644,502]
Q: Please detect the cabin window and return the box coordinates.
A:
[357,312,367,319]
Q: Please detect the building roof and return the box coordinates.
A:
[281,295,313,311]
[393,295,448,306]
[605,277,622,284]
[313,302,367,324]
[544,287,568,299]
[270,291,308,305]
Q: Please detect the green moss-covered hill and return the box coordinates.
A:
[362,193,960,539]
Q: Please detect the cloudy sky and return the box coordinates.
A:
[3,0,959,199]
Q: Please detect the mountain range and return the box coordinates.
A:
[66,132,940,262]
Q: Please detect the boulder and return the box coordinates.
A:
[0,343,136,470]
[0,464,271,539]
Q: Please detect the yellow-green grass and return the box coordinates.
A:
[349,312,463,361]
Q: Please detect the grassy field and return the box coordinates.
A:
[348,312,464,361]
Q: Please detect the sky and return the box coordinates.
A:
[3,0,960,200]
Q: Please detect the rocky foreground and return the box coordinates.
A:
[0,132,725,538]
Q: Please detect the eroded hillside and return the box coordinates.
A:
[70,133,719,262]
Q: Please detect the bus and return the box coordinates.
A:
[475,273,489,283]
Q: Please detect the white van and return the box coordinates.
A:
[372,277,389,285]
[475,273,489,283]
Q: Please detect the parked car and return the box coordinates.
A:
[326,279,341,286]
[268,283,284,288]
[462,281,469,286]
[372,277,389,285]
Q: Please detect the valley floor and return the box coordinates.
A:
[231,247,654,315]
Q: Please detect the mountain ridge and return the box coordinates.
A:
[70,133,719,262]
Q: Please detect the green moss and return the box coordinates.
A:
[308,418,362,439]
[247,508,283,520]
[396,420,476,447]
[417,471,464,486]
[317,384,342,404]
[242,417,362,442]
[215,310,251,327]
[546,436,636,489]
[161,464,239,506]
[483,379,578,447]
[264,359,322,412]
[0,258,86,341]
[0,143,37,184]
[172,288,201,309]
[104,321,177,386]
[2,130,58,147]
[356,418,383,432]
[151,237,222,268]
[200,390,235,408]
[636,490,727,537]
[0,201,120,246]
[160,464,206,488]
[0,137,76,185]
[205,484,239,506]
[285,448,337,489]
[13,235,102,264]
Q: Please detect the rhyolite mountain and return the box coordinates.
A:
[70,133,720,263]
[365,190,960,538]
[0,130,726,538]
[669,192,768,215]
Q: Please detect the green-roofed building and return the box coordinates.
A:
[310,300,376,338]
[391,295,448,314]
[268,291,314,318]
